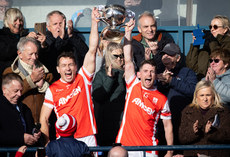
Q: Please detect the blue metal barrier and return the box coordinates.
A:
[1,145,230,154]
[29,26,209,56]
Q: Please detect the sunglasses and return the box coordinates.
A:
[209,59,220,63]
[113,54,124,59]
[209,25,223,30]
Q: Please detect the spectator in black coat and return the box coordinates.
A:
[0,73,41,156]
[0,8,29,76]
[39,10,89,81]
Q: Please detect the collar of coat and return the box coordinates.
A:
[132,32,163,42]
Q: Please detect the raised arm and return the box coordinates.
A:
[124,19,135,81]
[83,7,100,74]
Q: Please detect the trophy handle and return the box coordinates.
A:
[97,16,110,26]
[126,9,135,19]
[96,5,111,26]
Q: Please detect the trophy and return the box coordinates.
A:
[97,4,135,38]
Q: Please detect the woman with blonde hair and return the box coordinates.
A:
[95,26,124,73]
[93,40,126,148]
[0,8,28,76]
[178,80,230,157]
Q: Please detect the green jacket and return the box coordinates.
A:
[92,67,126,146]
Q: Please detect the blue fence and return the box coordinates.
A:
[1,144,230,156]
[74,26,209,56]
[29,26,209,56]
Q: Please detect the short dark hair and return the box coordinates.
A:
[2,73,23,88]
[56,51,76,66]
[139,59,157,71]
[210,48,230,69]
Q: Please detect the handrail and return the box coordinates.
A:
[1,144,230,152]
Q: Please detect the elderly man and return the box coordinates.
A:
[3,37,53,124]
[0,73,41,154]
[39,10,89,81]
[157,43,197,153]
[132,11,174,73]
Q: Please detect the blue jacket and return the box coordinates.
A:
[157,64,197,144]
[204,69,230,107]
[46,137,90,157]
[158,66,197,108]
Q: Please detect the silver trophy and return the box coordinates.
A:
[97,4,135,38]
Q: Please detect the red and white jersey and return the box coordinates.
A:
[43,67,97,138]
[116,75,171,146]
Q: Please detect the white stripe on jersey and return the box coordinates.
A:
[117,76,139,142]
[79,68,97,134]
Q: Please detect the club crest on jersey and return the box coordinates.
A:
[58,86,81,106]
[143,92,149,98]
[153,97,158,104]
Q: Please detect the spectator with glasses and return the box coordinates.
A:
[95,26,124,74]
[92,41,126,148]
[203,48,230,107]
[186,15,230,81]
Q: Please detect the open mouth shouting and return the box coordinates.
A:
[145,78,153,87]
[65,71,73,81]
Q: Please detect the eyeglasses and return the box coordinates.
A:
[209,25,223,30]
[209,59,220,63]
[113,54,124,59]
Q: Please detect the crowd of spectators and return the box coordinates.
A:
[0,4,230,157]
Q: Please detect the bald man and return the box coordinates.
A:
[108,146,128,157]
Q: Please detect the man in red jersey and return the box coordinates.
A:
[116,18,173,157]
[39,7,100,154]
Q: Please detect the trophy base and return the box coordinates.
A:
[103,28,124,42]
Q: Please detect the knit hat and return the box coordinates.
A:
[55,114,77,137]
